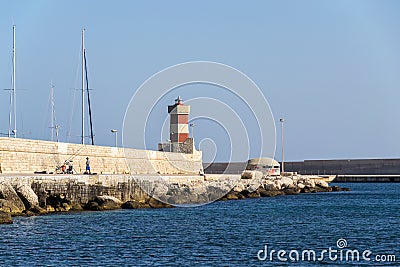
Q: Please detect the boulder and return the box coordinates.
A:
[45,205,55,212]
[84,195,123,211]
[273,180,282,190]
[46,194,71,211]
[220,192,245,200]
[241,171,254,179]
[0,181,25,212]
[92,195,122,210]
[15,184,39,210]
[331,186,351,192]
[70,204,84,211]
[257,187,268,197]
[311,186,330,193]
[84,201,100,211]
[61,202,72,211]
[0,211,12,224]
[0,199,24,214]
[232,183,245,192]
[28,206,47,215]
[148,197,173,208]
[283,188,301,195]
[36,188,48,208]
[301,187,315,193]
[241,170,263,180]
[196,193,211,204]
[225,191,239,200]
[236,192,246,199]
[247,190,261,198]
[262,180,275,190]
[315,180,329,188]
[121,201,150,209]
[300,178,315,188]
[96,195,122,204]
[301,185,332,193]
[280,177,294,189]
[258,187,283,197]
[206,186,228,201]
[297,183,305,189]
[331,186,340,191]
[245,179,263,193]
[241,190,260,198]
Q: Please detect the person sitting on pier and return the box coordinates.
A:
[61,164,67,174]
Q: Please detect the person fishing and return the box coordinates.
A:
[85,157,91,174]
[67,161,73,174]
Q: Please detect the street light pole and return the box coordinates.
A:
[55,125,60,142]
[189,123,196,139]
[167,139,171,152]
[280,118,285,174]
[111,129,118,147]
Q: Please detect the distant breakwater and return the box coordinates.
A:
[205,159,400,176]
[333,175,400,183]
[0,173,349,224]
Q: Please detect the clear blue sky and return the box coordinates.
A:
[0,0,399,161]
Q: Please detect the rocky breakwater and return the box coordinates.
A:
[0,175,176,223]
[220,171,350,201]
[0,172,350,224]
[0,181,44,223]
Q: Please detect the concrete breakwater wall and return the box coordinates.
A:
[0,137,202,175]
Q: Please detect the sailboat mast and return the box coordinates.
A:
[81,28,85,145]
[84,50,94,145]
[13,25,16,138]
[50,81,54,141]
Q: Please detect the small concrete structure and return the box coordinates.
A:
[246,158,281,176]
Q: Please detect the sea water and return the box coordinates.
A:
[1,183,399,266]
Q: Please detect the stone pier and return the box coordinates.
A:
[0,137,202,175]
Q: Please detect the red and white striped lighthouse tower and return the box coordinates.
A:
[168,96,190,143]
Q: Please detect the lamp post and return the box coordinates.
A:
[280,118,285,174]
[55,125,60,142]
[189,123,196,139]
[171,131,175,142]
[111,129,118,147]
[166,139,171,152]
[171,131,176,152]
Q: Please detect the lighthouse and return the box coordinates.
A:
[168,96,190,143]
[158,96,196,154]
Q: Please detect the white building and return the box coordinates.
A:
[246,157,281,176]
